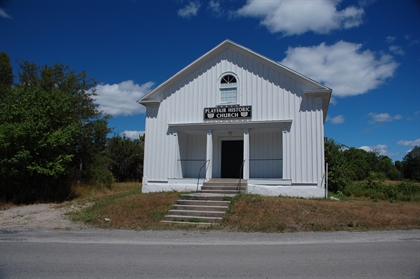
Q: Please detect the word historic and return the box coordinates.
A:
[204,105,252,120]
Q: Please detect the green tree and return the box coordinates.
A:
[16,60,112,182]
[0,86,79,202]
[376,155,401,180]
[343,147,372,180]
[106,134,144,182]
[341,148,401,181]
[0,55,112,203]
[324,137,350,193]
[0,51,14,99]
[402,146,420,181]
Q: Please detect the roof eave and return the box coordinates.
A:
[304,89,333,122]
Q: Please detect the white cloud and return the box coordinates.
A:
[389,45,404,55]
[235,0,364,36]
[208,0,222,17]
[178,1,201,18]
[329,97,337,105]
[405,34,420,45]
[93,80,154,116]
[397,139,420,147]
[385,36,396,43]
[407,110,420,121]
[368,112,402,124]
[0,8,12,19]
[281,41,399,97]
[121,130,144,140]
[326,115,344,124]
[359,144,390,156]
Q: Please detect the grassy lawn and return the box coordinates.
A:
[66,182,420,232]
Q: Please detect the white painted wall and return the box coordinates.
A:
[142,43,327,191]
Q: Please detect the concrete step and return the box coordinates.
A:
[203,182,242,187]
[176,199,231,206]
[163,183,241,225]
[168,209,226,217]
[164,215,222,223]
[160,220,218,227]
[172,204,229,211]
[204,179,247,187]
[207,178,248,183]
[199,190,244,194]
[201,185,246,191]
[180,193,236,201]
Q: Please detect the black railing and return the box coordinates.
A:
[237,160,246,193]
[196,160,210,193]
[177,159,209,192]
[249,159,283,161]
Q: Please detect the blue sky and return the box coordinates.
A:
[1,0,419,162]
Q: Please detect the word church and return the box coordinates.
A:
[138,40,331,198]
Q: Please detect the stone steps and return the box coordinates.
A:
[200,185,246,191]
[161,179,247,226]
[176,199,230,206]
[199,190,242,194]
[162,215,222,224]
[172,204,229,211]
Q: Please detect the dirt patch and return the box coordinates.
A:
[0,202,91,230]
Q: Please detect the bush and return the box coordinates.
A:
[343,179,420,202]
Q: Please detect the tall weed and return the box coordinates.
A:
[344,179,420,202]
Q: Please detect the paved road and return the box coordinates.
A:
[0,229,419,278]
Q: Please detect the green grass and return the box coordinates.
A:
[343,180,420,202]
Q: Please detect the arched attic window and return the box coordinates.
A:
[220,74,237,103]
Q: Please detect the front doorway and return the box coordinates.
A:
[221,140,243,178]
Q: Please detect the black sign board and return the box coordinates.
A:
[204,105,252,120]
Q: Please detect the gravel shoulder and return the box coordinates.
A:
[0,202,89,230]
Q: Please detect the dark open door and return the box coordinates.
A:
[221,140,243,178]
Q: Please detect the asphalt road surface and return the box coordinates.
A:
[0,229,419,279]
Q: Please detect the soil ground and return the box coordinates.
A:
[0,202,89,230]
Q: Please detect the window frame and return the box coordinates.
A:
[219,73,238,104]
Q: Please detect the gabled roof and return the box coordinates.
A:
[138,40,332,116]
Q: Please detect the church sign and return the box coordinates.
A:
[204,105,252,120]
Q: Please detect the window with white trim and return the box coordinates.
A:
[220,74,237,103]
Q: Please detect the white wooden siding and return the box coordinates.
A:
[249,132,283,178]
[143,47,325,184]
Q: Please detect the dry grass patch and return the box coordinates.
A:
[68,187,181,230]
[94,192,180,229]
[222,195,420,232]
[0,202,16,211]
[70,182,141,198]
[67,183,420,232]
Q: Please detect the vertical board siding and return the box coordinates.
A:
[177,133,206,178]
[250,132,283,178]
[143,47,325,184]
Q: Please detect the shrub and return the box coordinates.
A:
[343,179,420,202]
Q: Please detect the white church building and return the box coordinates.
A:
[138,40,331,198]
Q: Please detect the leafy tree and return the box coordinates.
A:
[0,51,14,99]
[402,146,420,181]
[376,155,401,180]
[106,135,144,182]
[324,137,350,192]
[342,147,400,181]
[343,147,373,180]
[0,55,112,203]
[0,86,79,202]
[16,60,112,182]
[394,160,402,173]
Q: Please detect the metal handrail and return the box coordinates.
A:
[236,159,283,192]
[237,160,246,193]
[249,158,283,161]
[196,160,210,193]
